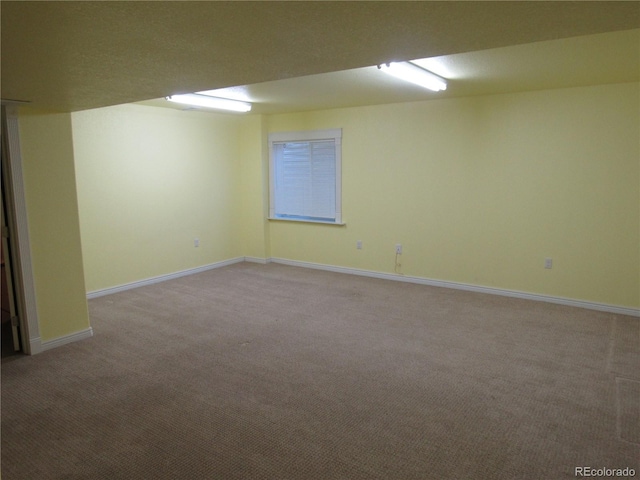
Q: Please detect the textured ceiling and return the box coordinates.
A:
[138,29,639,115]
[2,1,639,113]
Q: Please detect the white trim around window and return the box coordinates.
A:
[268,128,343,225]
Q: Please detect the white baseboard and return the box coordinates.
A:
[269,257,640,318]
[84,255,639,317]
[39,327,94,352]
[86,258,245,299]
[28,336,43,355]
[244,256,271,264]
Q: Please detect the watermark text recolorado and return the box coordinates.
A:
[575,466,636,477]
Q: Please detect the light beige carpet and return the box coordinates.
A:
[2,262,638,479]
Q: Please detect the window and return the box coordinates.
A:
[269,129,342,224]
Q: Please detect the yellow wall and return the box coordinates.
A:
[70,82,639,311]
[265,83,640,308]
[12,77,637,355]
[18,111,90,341]
[72,104,249,292]
[238,114,271,260]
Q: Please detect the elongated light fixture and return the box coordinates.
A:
[378,62,447,92]
[166,93,252,112]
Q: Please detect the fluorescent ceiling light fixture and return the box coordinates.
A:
[166,93,252,112]
[378,62,447,92]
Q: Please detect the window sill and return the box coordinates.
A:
[268,217,346,226]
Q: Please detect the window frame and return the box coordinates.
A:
[268,128,343,225]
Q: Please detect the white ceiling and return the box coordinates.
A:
[2,1,638,113]
[139,29,640,115]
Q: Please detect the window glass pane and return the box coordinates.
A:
[269,129,341,224]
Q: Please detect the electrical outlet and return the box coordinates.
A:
[194,238,200,248]
[395,244,402,255]
[544,258,552,269]
[356,240,362,250]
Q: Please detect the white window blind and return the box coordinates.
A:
[269,129,342,224]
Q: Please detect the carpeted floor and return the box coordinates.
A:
[2,262,638,479]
